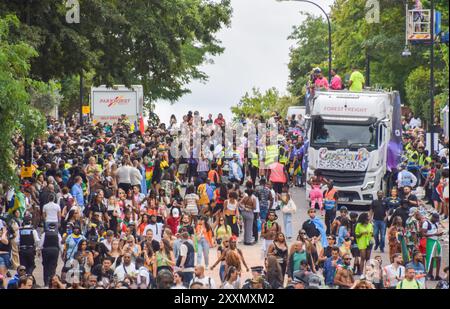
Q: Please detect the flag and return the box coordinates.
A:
[139,114,145,135]
[387,92,403,172]
[8,191,26,219]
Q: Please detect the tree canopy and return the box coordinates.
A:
[231,87,299,120]
[0,0,233,110]
[0,15,46,187]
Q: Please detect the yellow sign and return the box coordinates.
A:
[20,166,34,178]
[408,34,431,41]
[82,106,90,114]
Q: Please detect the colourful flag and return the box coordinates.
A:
[387,92,403,172]
[8,191,26,219]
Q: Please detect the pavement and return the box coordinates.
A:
[15,186,450,288]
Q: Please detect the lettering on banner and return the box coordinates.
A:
[317,148,370,171]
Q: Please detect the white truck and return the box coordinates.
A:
[90,85,144,124]
[305,90,402,206]
[287,106,306,121]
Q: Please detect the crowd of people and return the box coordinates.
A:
[0,94,448,290]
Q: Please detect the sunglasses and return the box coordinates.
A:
[344,258,352,261]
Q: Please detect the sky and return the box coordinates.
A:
[154,0,333,124]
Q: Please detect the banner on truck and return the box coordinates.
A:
[317,148,370,171]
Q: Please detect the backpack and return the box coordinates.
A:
[192,275,212,288]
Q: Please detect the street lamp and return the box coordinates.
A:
[401,46,412,57]
[277,0,332,83]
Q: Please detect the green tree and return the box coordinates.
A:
[405,66,431,119]
[0,0,232,111]
[231,88,280,120]
[0,15,46,187]
[231,88,299,120]
[29,80,62,115]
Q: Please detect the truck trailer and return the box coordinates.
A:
[305,90,402,206]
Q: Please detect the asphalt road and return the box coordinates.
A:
[28,186,448,288]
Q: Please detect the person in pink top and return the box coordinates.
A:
[314,71,329,90]
[330,69,343,90]
[269,161,288,195]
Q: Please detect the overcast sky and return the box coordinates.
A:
[154,0,333,124]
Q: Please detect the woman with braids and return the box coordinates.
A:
[210,236,249,287]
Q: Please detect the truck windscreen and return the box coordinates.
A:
[311,119,377,150]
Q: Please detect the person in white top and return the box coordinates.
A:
[130,160,143,188]
[253,189,261,242]
[115,160,132,192]
[184,185,200,217]
[397,166,418,189]
[42,193,61,231]
[189,265,216,289]
[114,253,137,281]
[143,215,164,242]
[383,253,406,289]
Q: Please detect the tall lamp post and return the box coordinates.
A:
[278,0,332,82]
[430,0,435,152]
[402,0,436,153]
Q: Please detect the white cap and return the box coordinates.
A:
[172,208,180,218]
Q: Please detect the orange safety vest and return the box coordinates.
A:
[325,188,337,201]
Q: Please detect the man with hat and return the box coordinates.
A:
[15,214,40,276]
[61,224,85,282]
[421,213,443,280]
[242,266,271,289]
[39,222,63,286]
[6,265,27,289]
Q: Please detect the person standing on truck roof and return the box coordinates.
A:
[348,67,365,92]
[314,69,329,90]
[330,69,343,90]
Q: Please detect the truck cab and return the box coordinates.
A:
[306,90,400,206]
